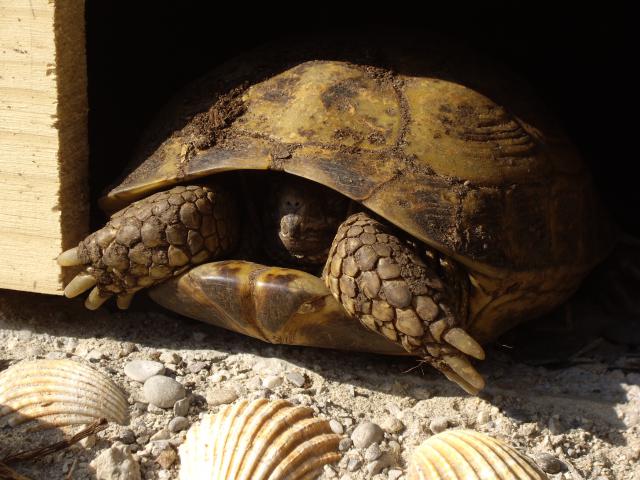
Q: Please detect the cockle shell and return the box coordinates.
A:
[408,429,548,479]
[0,359,128,428]
[179,398,341,480]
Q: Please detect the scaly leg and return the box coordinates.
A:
[58,184,239,310]
[323,213,485,394]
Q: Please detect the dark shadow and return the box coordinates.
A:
[0,414,97,480]
[0,284,636,447]
[86,3,637,236]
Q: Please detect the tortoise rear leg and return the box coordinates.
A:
[58,184,239,310]
[323,213,486,394]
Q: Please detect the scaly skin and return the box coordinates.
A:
[59,186,485,393]
[60,184,238,309]
[323,213,485,393]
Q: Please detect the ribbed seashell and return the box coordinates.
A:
[0,359,128,428]
[408,429,548,480]
[179,398,341,480]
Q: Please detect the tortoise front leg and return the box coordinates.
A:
[323,213,486,394]
[57,184,239,309]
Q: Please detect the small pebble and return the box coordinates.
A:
[187,361,208,374]
[364,442,382,461]
[155,447,177,469]
[285,371,307,387]
[150,440,172,457]
[143,375,186,408]
[209,370,229,383]
[124,360,165,382]
[159,351,181,364]
[173,396,190,417]
[92,445,140,480]
[329,419,344,435]
[147,403,164,414]
[206,387,238,406]
[150,428,170,441]
[388,469,403,480]
[346,456,362,472]
[262,375,283,389]
[79,434,96,449]
[168,416,189,433]
[366,453,393,475]
[476,410,491,425]
[323,464,338,479]
[534,453,566,474]
[339,437,353,451]
[351,421,384,449]
[118,429,137,445]
[429,417,449,434]
[380,417,404,434]
[86,349,105,362]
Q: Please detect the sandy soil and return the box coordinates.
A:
[0,289,638,479]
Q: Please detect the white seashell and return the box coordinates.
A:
[179,398,341,480]
[0,359,128,428]
[408,429,548,480]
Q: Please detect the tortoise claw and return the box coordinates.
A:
[324,212,486,394]
[443,328,485,360]
[57,247,82,267]
[85,287,110,310]
[441,354,485,391]
[63,273,97,298]
[116,292,135,310]
[439,366,483,396]
[58,183,238,310]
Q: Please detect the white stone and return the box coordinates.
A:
[143,375,185,408]
[351,421,384,449]
[124,360,165,382]
[92,445,140,480]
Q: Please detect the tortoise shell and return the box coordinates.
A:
[101,41,614,341]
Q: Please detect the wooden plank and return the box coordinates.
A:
[0,0,89,294]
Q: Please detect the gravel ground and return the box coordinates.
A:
[0,289,639,479]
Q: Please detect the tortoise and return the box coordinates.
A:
[57,41,614,394]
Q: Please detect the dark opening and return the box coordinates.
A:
[85,3,635,234]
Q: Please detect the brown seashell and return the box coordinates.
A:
[0,359,128,428]
[179,398,341,480]
[408,429,548,479]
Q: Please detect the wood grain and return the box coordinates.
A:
[0,0,89,294]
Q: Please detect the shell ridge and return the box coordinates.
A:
[221,398,270,479]
[446,430,505,479]
[0,385,128,418]
[431,434,479,478]
[0,364,128,410]
[455,430,543,478]
[22,414,102,430]
[0,360,128,428]
[5,404,125,427]
[250,406,318,478]
[235,399,293,480]
[270,434,340,480]
[213,400,249,476]
[209,404,232,476]
[179,400,340,480]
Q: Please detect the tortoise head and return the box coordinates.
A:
[262,175,350,267]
